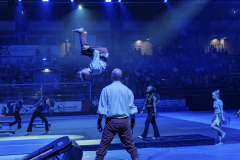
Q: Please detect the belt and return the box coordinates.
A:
[106,117,128,120]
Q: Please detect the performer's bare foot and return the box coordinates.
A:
[83,45,89,50]
[72,28,84,34]
[24,132,29,136]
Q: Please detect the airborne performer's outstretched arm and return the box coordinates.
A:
[72,28,109,81]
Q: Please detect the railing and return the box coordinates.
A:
[0,82,91,103]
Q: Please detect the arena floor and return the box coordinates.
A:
[0,110,239,160]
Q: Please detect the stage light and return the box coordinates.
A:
[106,0,111,2]
[42,0,49,2]
[164,0,167,2]
[71,0,74,2]
[78,5,82,9]
[43,58,47,61]
[18,0,21,1]
[118,0,121,2]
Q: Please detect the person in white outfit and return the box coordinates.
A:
[211,90,230,145]
[72,28,109,81]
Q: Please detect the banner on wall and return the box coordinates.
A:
[53,101,82,113]
[0,45,58,56]
[3,101,82,116]
[159,99,186,107]
[0,45,38,56]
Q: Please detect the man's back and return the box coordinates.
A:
[98,81,137,118]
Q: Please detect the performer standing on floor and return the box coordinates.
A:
[9,99,28,129]
[234,109,240,118]
[211,90,230,145]
[89,96,99,115]
[25,97,52,135]
[96,68,139,160]
[138,85,160,140]
[72,28,109,81]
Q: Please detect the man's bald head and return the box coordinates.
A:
[111,68,122,81]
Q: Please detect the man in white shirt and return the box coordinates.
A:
[96,68,139,160]
[72,28,109,81]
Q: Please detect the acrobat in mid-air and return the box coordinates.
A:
[72,28,109,81]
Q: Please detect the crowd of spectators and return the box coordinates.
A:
[59,45,240,98]
[0,58,34,84]
[88,46,240,97]
[1,45,239,99]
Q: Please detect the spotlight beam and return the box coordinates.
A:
[1,1,240,4]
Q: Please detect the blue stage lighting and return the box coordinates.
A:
[71,0,74,2]
[106,0,111,2]
[78,5,82,9]
[164,0,167,2]
[118,0,121,2]
[42,0,49,2]
[19,0,21,2]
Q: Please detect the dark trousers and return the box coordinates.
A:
[9,111,21,128]
[79,32,108,57]
[141,107,160,138]
[96,118,138,160]
[27,110,49,132]
[81,46,108,58]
